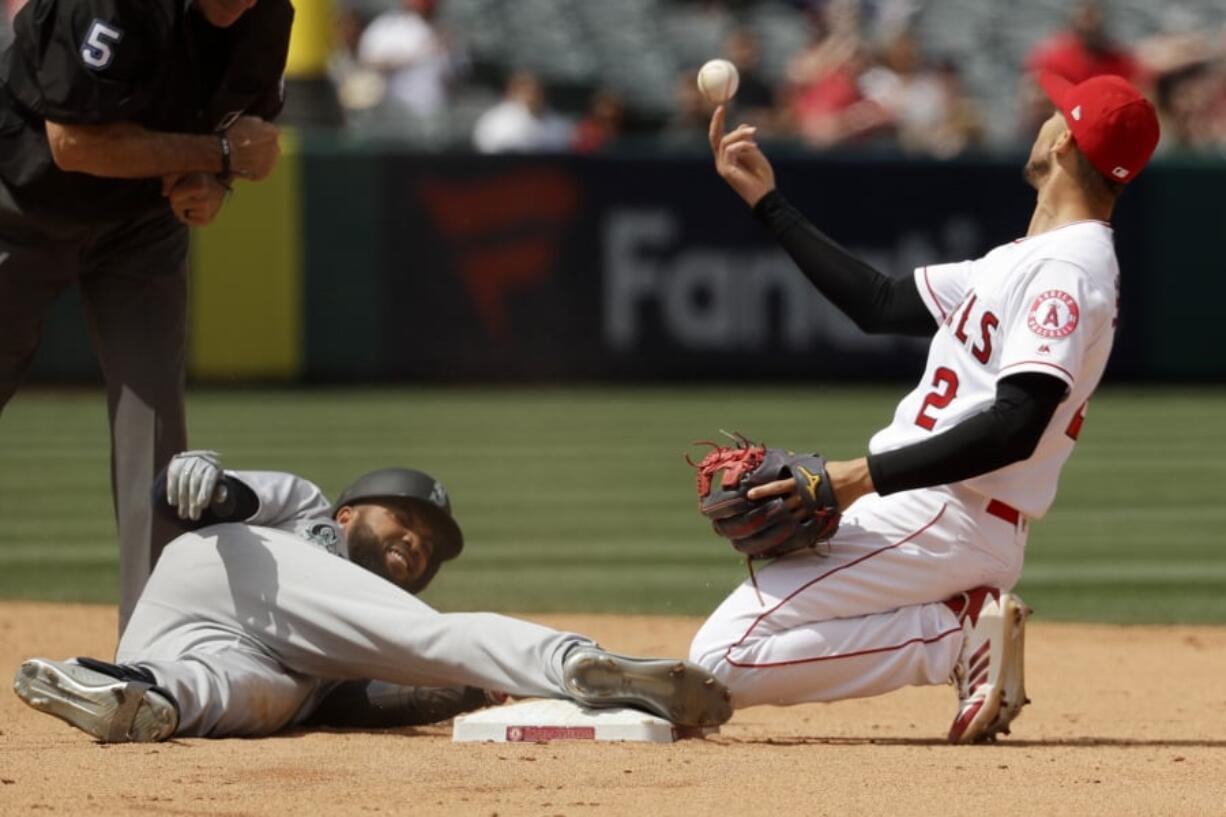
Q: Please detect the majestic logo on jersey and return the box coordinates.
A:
[1027,290,1080,339]
[795,465,823,501]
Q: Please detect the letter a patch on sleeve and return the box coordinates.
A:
[1027,290,1079,339]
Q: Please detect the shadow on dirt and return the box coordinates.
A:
[715,736,1226,748]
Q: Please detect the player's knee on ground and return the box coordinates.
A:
[689,632,800,709]
[689,596,785,701]
[128,653,317,738]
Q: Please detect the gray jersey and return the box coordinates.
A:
[224,470,347,558]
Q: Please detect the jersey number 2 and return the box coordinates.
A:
[81,20,123,70]
[915,367,959,431]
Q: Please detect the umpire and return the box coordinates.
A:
[0,0,292,632]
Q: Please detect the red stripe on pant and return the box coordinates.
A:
[723,504,951,669]
[724,626,963,669]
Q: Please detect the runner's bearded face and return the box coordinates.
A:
[343,505,434,590]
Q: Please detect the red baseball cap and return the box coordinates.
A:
[1037,71,1160,184]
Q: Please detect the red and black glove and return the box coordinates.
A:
[692,436,841,559]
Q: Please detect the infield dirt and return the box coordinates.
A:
[1,601,1222,817]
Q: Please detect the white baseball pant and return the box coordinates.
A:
[689,483,1027,707]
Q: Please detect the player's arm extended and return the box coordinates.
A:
[709,107,931,337]
[864,373,1067,499]
[44,117,280,181]
[752,190,935,337]
[758,374,1067,509]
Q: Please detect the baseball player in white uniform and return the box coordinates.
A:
[14,453,732,741]
[690,71,1160,742]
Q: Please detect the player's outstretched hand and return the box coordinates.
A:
[747,458,876,512]
[226,116,281,181]
[709,105,776,208]
[165,173,228,227]
[166,450,225,521]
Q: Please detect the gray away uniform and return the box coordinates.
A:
[116,470,590,737]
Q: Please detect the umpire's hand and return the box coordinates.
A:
[226,116,281,181]
[165,173,228,226]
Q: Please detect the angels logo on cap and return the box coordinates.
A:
[1036,71,1160,183]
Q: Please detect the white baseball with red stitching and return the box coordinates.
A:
[696,59,739,105]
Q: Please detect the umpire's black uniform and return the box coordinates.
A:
[0,0,292,632]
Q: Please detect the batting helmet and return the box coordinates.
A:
[332,468,464,566]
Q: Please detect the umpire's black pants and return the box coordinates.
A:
[0,185,188,634]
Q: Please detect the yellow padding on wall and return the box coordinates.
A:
[189,134,301,380]
[286,0,335,78]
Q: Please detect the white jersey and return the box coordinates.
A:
[869,221,1120,519]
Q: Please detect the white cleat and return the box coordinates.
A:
[13,657,178,743]
[946,589,1031,744]
[561,646,733,728]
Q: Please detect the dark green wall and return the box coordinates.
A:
[25,147,1226,384]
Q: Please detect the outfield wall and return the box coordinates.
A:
[28,141,1226,383]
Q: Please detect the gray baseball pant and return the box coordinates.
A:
[0,189,188,633]
[117,524,589,737]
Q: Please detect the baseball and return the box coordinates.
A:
[696,59,739,105]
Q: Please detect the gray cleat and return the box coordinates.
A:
[13,657,178,743]
[561,646,734,728]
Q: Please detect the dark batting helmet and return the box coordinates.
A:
[332,467,464,570]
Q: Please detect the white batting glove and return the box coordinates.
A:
[166,450,225,521]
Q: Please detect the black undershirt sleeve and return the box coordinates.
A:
[151,470,260,534]
[867,373,1069,496]
[752,189,935,337]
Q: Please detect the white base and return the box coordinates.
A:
[452,698,718,743]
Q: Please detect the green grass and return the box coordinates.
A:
[1,386,1223,623]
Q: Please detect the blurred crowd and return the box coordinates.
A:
[318,0,1226,157]
[4,0,1226,157]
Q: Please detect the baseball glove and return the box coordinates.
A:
[691,434,841,560]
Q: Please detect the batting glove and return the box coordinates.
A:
[166,450,227,521]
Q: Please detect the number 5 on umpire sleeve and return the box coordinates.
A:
[914,367,960,431]
[81,20,123,70]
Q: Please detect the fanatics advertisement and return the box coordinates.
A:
[29,150,1218,382]
[367,151,1161,381]
[372,154,979,380]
